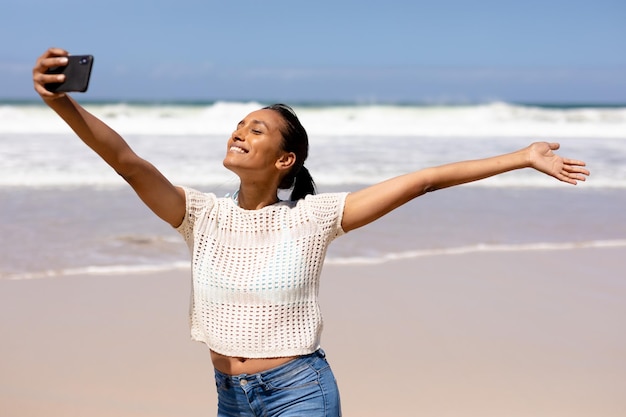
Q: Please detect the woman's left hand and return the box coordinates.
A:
[528,142,590,185]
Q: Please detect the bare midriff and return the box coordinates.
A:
[211,350,299,375]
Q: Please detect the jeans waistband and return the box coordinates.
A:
[214,349,326,389]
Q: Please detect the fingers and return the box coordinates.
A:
[33,47,69,73]
[563,162,589,173]
[557,170,582,185]
[563,159,590,176]
[39,47,69,58]
[565,167,590,180]
[559,160,590,184]
[563,158,587,168]
[33,48,70,99]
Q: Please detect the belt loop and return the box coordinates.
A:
[256,373,270,391]
[318,348,326,358]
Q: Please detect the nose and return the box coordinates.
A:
[232,127,244,142]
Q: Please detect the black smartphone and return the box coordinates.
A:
[45,55,94,93]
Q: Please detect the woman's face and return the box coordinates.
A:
[223,109,288,177]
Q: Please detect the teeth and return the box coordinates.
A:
[229,146,246,153]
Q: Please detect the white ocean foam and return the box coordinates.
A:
[325,239,626,266]
[4,240,625,281]
[2,101,626,138]
[2,262,190,281]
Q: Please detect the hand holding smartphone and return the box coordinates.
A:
[45,55,94,93]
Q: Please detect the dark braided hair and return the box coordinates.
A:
[263,104,316,201]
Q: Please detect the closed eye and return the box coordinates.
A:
[235,118,268,134]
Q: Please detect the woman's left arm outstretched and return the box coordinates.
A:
[341,142,589,232]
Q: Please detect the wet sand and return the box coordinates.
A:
[1,246,625,416]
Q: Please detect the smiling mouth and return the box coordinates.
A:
[229,145,248,154]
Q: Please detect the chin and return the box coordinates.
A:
[223,158,242,174]
[223,158,234,170]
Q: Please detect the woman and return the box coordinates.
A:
[33,48,589,417]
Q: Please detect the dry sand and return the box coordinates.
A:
[1,247,625,416]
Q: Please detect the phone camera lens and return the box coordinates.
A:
[79,57,88,65]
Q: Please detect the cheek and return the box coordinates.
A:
[256,137,284,160]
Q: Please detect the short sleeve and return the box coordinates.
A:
[302,192,349,242]
[175,186,216,245]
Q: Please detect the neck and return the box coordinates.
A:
[235,183,280,210]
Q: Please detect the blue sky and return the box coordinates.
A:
[3,0,625,103]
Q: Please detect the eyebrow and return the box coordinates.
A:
[238,119,269,129]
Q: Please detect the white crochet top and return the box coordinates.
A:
[176,187,348,358]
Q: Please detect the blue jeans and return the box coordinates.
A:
[214,349,341,416]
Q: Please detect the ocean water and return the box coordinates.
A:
[1,101,625,280]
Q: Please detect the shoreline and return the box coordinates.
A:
[3,186,626,281]
[4,237,626,281]
[2,246,625,417]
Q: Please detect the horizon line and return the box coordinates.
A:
[2,97,626,108]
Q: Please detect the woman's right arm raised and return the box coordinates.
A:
[33,48,186,227]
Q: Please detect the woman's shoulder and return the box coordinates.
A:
[301,192,349,205]
[179,186,217,206]
[296,192,349,218]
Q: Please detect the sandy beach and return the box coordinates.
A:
[2,246,624,417]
